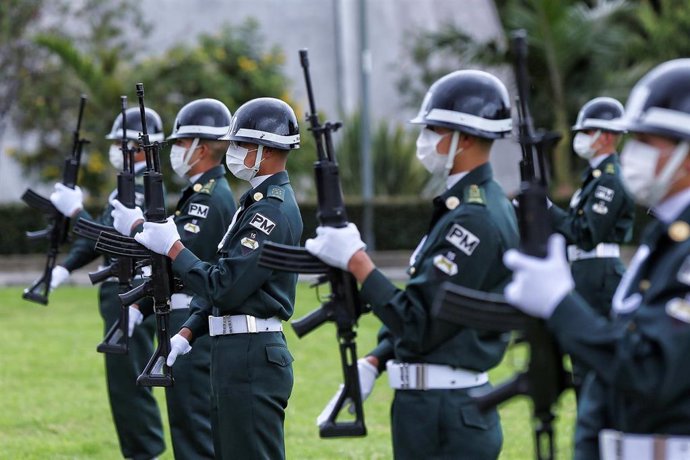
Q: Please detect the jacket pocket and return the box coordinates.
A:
[265,344,294,367]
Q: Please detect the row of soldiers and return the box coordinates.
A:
[42,56,690,460]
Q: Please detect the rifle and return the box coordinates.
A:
[22,95,89,305]
[91,83,174,387]
[73,96,142,354]
[431,30,569,460]
[257,49,367,438]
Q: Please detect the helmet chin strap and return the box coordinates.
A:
[444,131,461,172]
[184,137,201,173]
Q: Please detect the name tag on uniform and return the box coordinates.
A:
[446,224,480,256]
[188,203,209,218]
[249,213,276,235]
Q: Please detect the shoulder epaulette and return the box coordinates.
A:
[463,184,486,206]
[267,185,285,202]
[198,178,217,195]
[605,163,616,175]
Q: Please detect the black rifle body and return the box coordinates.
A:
[257,49,366,438]
[22,95,88,305]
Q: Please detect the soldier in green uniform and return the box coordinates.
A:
[307,70,519,460]
[129,97,302,460]
[503,59,690,460]
[549,97,635,395]
[46,108,166,460]
[111,98,236,459]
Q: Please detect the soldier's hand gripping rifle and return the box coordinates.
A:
[73,96,143,354]
[431,30,569,460]
[258,49,367,438]
[21,95,89,305]
[92,83,174,387]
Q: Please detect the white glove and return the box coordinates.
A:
[305,223,366,270]
[134,217,180,255]
[50,183,83,217]
[128,306,143,337]
[110,199,144,236]
[316,358,379,426]
[50,265,70,290]
[166,333,192,367]
[503,233,574,319]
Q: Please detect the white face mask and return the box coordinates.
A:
[572,131,601,160]
[109,145,124,170]
[416,128,461,174]
[170,138,200,178]
[620,139,689,207]
[225,142,263,181]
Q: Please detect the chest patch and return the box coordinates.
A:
[249,213,276,235]
[592,201,609,215]
[446,224,480,256]
[241,237,259,251]
[666,297,690,324]
[433,254,458,276]
[184,222,200,234]
[594,186,615,202]
[569,189,582,208]
[188,203,209,218]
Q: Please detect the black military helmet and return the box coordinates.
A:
[105,107,164,142]
[618,59,690,141]
[572,97,625,133]
[221,97,300,150]
[410,69,512,139]
[168,98,232,140]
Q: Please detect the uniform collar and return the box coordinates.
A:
[191,164,226,186]
[652,188,690,224]
[589,153,614,169]
[446,171,469,189]
[241,170,290,204]
[444,162,493,199]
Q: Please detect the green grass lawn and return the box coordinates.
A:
[0,284,575,459]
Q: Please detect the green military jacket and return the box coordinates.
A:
[549,202,690,435]
[136,165,236,315]
[173,165,236,276]
[361,163,519,370]
[549,154,634,250]
[61,165,147,272]
[176,171,303,339]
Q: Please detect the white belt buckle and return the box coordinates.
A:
[246,315,257,333]
[399,363,411,389]
[222,316,233,335]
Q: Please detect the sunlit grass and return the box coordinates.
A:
[0,285,575,459]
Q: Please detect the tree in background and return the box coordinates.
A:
[9,2,298,202]
[0,0,44,139]
[399,0,632,197]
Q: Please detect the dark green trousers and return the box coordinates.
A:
[99,282,165,460]
[391,384,502,460]
[574,373,608,460]
[210,332,294,460]
[166,309,214,459]
[570,258,625,395]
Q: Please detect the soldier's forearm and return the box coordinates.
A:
[168,241,185,260]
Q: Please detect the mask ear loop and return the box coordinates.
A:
[250,145,265,175]
[650,141,690,204]
[444,131,461,172]
[184,137,201,170]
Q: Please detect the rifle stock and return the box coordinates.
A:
[257,49,367,438]
[22,95,89,305]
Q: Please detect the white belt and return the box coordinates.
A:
[567,243,620,261]
[386,360,488,390]
[208,315,283,336]
[170,293,192,310]
[600,429,690,460]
